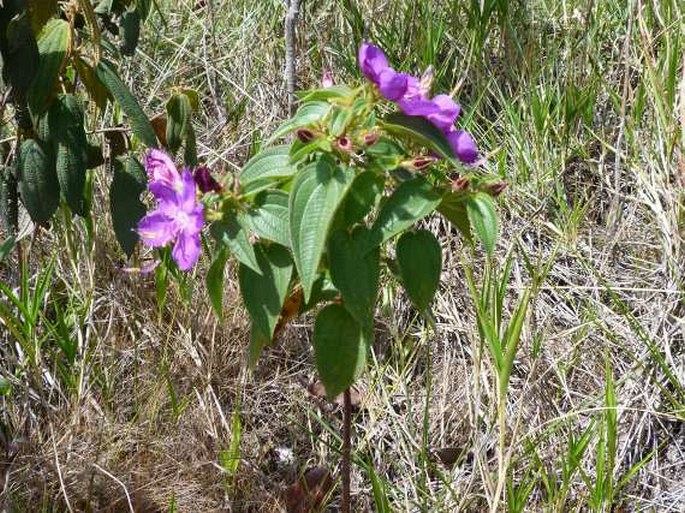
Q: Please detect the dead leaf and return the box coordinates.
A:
[284,465,334,513]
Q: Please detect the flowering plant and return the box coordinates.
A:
[139,42,503,398]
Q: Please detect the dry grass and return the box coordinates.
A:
[1,0,684,511]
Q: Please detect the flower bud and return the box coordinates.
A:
[322,70,334,88]
[401,156,435,171]
[336,136,353,153]
[450,175,469,192]
[362,131,379,147]
[193,166,223,193]
[485,180,507,197]
[296,128,316,143]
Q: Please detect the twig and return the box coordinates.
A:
[92,463,134,513]
[284,0,301,116]
[51,425,74,513]
[341,388,352,513]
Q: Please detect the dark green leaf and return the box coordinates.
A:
[210,211,260,274]
[166,93,192,154]
[95,59,158,148]
[206,248,228,319]
[48,95,88,215]
[119,9,140,56]
[366,177,442,251]
[73,57,110,111]
[239,146,295,186]
[328,227,380,326]
[382,112,455,161]
[365,137,405,171]
[289,156,355,301]
[3,12,39,98]
[238,243,293,343]
[465,192,498,255]
[340,171,384,226]
[244,190,290,247]
[17,138,59,225]
[110,156,146,256]
[438,192,473,243]
[183,122,197,167]
[0,235,16,264]
[313,304,368,399]
[396,230,442,313]
[26,18,70,114]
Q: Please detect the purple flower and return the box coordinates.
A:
[193,166,223,194]
[445,130,478,164]
[137,151,204,271]
[359,41,480,165]
[358,42,410,101]
[322,69,334,88]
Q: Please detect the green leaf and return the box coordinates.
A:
[95,59,158,148]
[396,230,442,313]
[119,9,141,56]
[340,171,384,226]
[17,138,59,225]
[438,192,473,243]
[382,112,455,161]
[244,190,290,247]
[248,324,270,370]
[166,92,192,154]
[48,95,88,215]
[110,156,146,256]
[330,106,353,137]
[210,211,260,274]
[135,0,152,21]
[465,193,498,255]
[206,248,228,319]
[289,156,355,301]
[328,227,380,326]
[73,57,110,111]
[238,243,293,344]
[0,236,16,264]
[183,122,198,167]
[313,304,368,399]
[366,177,442,251]
[26,18,70,114]
[365,137,405,171]
[270,101,331,141]
[239,146,296,187]
[2,12,39,98]
[298,85,354,103]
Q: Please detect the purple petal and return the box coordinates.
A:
[358,42,390,82]
[404,75,424,100]
[377,69,409,101]
[446,130,478,164]
[172,232,202,271]
[398,97,439,117]
[178,204,205,236]
[145,149,180,187]
[137,211,177,247]
[178,168,198,211]
[427,95,460,132]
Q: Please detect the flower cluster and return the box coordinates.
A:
[358,42,478,164]
[137,150,205,271]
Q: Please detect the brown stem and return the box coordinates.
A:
[284,0,300,116]
[341,388,352,513]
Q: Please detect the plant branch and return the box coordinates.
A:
[284,0,300,116]
[341,387,352,513]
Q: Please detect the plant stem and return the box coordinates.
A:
[342,387,352,513]
[284,0,300,116]
[491,390,507,513]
